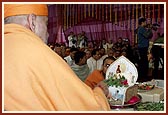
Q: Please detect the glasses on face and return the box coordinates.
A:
[96,53,101,56]
[104,64,111,68]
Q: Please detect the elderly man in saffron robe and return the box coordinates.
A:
[4,4,110,111]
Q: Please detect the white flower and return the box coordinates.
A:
[117,74,121,79]
[113,75,117,79]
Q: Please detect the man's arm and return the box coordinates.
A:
[143,29,153,39]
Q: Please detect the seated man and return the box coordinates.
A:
[64,47,78,66]
[71,51,90,81]
[68,31,77,48]
[87,49,103,73]
[54,43,63,58]
[85,56,116,89]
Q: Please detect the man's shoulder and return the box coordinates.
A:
[138,26,146,31]
[93,69,102,73]
[90,70,103,79]
[87,57,95,62]
[64,55,71,60]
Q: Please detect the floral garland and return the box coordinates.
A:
[104,73,128,87]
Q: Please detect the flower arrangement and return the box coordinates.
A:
[104,72,128,87]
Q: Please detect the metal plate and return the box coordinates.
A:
[110,94,142,109]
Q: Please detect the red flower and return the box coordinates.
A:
[121,80,128,85]
[146,86,151,90]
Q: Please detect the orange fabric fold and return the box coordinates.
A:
[4,4,48,18]
[85,70,105,89]
[4,24,110,111]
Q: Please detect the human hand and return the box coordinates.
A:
[96,81,109,97]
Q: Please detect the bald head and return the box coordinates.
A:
[4,4,49,44]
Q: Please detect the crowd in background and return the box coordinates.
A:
[48,33,164,83]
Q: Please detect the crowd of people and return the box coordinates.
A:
[48,17,164,83]
[67,31,88,48]
[49,21,163,81]
[49,33,163,83]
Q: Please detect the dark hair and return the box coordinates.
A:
[91,49,99,56]
[103,56,116,65]
[55,43,61,47]
[70,47,78,52]
[138,17,146,25]
[74,51,86,64]
[99,47,105,51]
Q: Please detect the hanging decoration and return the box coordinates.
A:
[158,4,160,24]
[115,4,118,25]
[63,4,67,30]
[96,4,98,19]
[106,4,108,21]
[141,4,143,17]
[120,4,122,27]
[147,4,151,24]
[72,4,75,26]
[54,4,163,31]
[92,4,94,18]
[124,4,127,29]
[110,4,112,22]
[75,5,77,25]
[81,5,84,21]
[135,4,139,43]
[152,4,155,24]
[135,4,138,28]
[144,4,147,19]
[132,4,135,44]
[99,5,102,21]
[128,4,131,31]
[66,4,69,29]
[78,5,81,23]
[102,4,104,21]
[84,4,87,19]
[69,4,71,27]
[88,4,90,17]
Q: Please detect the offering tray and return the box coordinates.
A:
[109,94,142,109]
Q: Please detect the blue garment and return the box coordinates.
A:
[137,26,153,48]
[137,26,153,81]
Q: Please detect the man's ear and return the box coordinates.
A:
[27,14,36,32]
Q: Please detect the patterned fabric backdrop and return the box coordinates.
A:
[47,4,164,45]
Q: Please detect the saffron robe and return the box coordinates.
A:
[4,24,110,111]
[85,70,105,89]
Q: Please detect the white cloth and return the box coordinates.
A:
[103,43,113,53]
[78,35,87,48]
[68,35,77,47]
[87,57,103,73]
[107,43,113,49]
[103,43,108,53]
[79,38,85,48]
[101,55,108,61]
[64,55,75,66]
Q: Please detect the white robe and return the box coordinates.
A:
[87,57,103,73]
[68,35,77,47]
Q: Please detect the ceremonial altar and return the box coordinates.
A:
[106,56,165,111]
